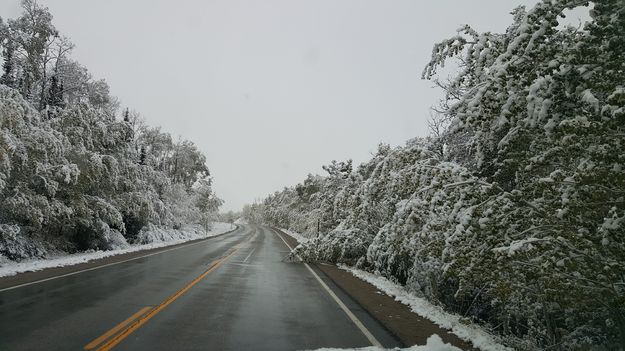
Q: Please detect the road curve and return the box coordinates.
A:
[0,224,401,350]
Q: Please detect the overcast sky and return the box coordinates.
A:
[1,0,543,211]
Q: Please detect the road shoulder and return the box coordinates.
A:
[275,227,477,350]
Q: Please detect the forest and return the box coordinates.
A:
[0,0,222,261]
[247,1,625,349]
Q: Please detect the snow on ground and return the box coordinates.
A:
[0,222,236,278]
[340,265,511,351]
[306,334,461,351]
[133,223,234,244]
[279,228,310,244]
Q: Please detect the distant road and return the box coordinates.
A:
[0,225,400,350]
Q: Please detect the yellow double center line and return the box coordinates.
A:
[84,249,238,351]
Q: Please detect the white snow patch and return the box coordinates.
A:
[492,237,547,256]
[339,265,512,351]
[305,334,461,351]
[581,89,599,113]
[0,222,236,277]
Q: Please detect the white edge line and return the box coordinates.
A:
[242,247,256,263]
[0,225,243,293]
[271,228,383,347]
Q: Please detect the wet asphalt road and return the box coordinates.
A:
[0,225,401,350]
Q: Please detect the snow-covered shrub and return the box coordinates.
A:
[422,0,625,347]
[0,224,47,261]
[134,223,207,245]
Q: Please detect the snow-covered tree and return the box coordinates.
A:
[422,1,625,347]
[256,1,624,348]
[0,0,222,259]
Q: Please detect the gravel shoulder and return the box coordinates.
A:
[275,227,477,350]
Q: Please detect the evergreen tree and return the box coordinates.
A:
[139,146,147,165]
[0,40,15,87]
[46,75,64,108]
[123,108,130,122]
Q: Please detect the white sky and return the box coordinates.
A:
[1,0,544,211]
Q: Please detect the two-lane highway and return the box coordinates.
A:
[0,225,401,350]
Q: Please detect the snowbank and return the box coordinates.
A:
[340,266,511,351]
[0,222,235,278]
[134,223,234,244]
[307,334,460,351]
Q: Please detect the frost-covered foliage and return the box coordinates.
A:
[0,1,222,261]
[252,1,625,349]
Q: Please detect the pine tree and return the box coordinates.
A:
[139,146,147,165]
[123,108,130,122]
[0,41,15,87]
[46,75,64,108]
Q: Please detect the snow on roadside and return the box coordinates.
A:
[281,228,509,351]
[305,334,461,351]
[133,223,234,244]
[340,265,512,351]
[279,228,310,244]
[0,222,236,278]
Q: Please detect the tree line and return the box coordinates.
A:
[0,0,222,260]
[246,1,625,349]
